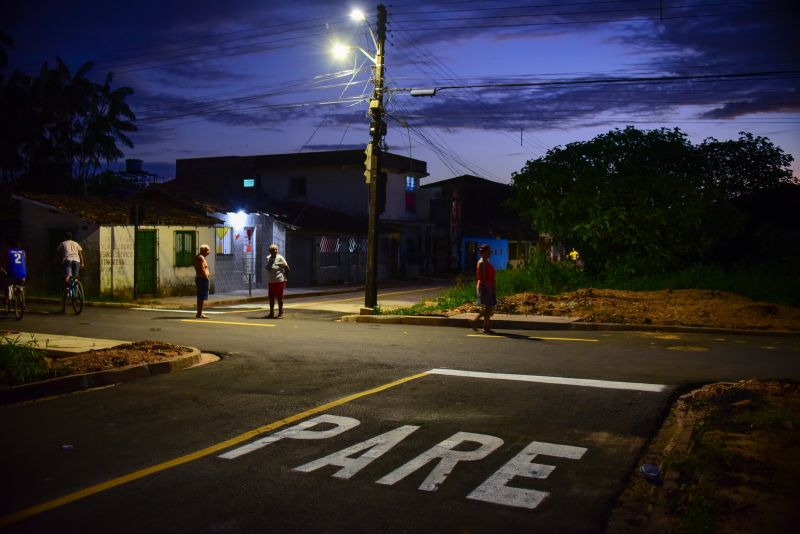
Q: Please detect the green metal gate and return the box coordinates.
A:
[135,230,157,296]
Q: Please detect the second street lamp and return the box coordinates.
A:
[333,4,387,310]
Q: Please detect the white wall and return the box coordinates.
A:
[98,225,215,298]
[261,166,368,216]
[158,226,216,294]
[99,226,134,297]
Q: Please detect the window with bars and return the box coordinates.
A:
[215,226,233,255]
[174,230,197,267]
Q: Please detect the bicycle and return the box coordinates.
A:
[4,281,24,320]
[65,275,84,315]
[1,267,24,321]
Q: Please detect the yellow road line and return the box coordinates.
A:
[0,371,431,528]
[288,286,445,307]
[219,307,270,315]
[181,319,275,327]
[466,334,599,342]
[530,336,599,343]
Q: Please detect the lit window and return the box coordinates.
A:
[243,178,255,188]
[216,226,233,255]
[405,176,417,211]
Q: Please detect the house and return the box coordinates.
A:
[136,183,292,294]
[12,193,221,299]
[421,175,536,272]
[173,149,433,285]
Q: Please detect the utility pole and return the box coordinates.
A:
[364,4,387,310]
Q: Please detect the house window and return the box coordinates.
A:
[289,177,306,198]
[216,226,233,255]
[174,230,197,267]
[242,178,255,188]
[405,176,417,212]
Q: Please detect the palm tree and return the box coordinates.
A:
[75,71,137,189]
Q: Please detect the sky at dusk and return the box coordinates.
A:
[4,0,799,184]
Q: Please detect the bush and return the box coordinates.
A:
[0,335,54,386]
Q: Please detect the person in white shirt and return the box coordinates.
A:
[57,232,83,312]
[264,244,290,319]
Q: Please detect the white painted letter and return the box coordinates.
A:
[294,425,420,479]
[467,441,587,509]
[376,431,503,491]
[219,414,360,460]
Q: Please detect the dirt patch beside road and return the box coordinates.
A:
[451,288,800,331]
[607,379,800,533]
[51,340,194,374]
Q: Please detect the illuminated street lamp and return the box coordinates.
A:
[332,5,387,311]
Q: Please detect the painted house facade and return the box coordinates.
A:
[13,193,220,299]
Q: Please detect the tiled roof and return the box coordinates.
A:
[14,192,222,226]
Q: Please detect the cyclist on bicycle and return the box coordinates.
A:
[2,241,27,304]
[57,232,83,313]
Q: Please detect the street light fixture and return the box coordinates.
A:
[332,5,387,311]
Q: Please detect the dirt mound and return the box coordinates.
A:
[452,289,800,331]
[51,340,192,374]
[607,379,800,532]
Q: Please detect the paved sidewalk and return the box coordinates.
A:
[1,332,127,356]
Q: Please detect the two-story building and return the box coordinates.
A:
[173,149,432,287]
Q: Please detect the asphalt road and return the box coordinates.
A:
[1,296,799,533]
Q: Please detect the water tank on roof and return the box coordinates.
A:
[126,159,144,173]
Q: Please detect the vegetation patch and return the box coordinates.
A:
[0,336,192,387]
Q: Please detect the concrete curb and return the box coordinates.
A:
[0,347,203,405]
[340,314,800,336]
[28,287,365,311]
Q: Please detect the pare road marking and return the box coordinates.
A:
[220,413,588,511]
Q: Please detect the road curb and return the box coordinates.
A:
[29,287,366,310]
[0,347,203,405]
[340,314,800,336]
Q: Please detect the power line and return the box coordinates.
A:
[392,70,800,93]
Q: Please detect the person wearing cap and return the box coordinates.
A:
[471,243,496,333]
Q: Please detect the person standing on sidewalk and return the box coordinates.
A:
[264,243,290,319]
[194,244,211,318]
[57,232,83,313]
[471,244,496,333]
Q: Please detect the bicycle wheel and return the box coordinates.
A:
[12,285,24,320]
[71,280,84,315]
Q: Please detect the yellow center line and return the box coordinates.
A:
[218,307,270,315]
[181,319,275,327]
[0,371,431,528]
[289,286,445,307]
[530,337,599,343]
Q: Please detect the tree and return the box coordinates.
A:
[700,132,796,198]
[510,126,795,277]
[74,72,136,191]
[0,50,137,192]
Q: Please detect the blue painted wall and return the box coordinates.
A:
[461,237,508,272]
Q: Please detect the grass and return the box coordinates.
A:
[0,335,69,387]
[382,257,798,316]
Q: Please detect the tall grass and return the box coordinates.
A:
[384,255,798,315]
[0,336,53,386]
